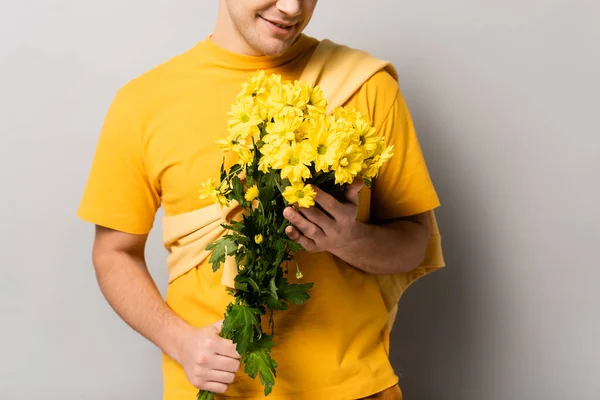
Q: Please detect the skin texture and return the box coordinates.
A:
[212,0,319,56]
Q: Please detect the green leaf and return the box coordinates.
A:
[269,277,278,300]
[221,220,244,233]
[259,172,275,206]
[219,158,226,181]
[261,276,288,311]
[273,238,304,266]
[226,232,249,247]
[246,173,254,188]
[243,336,277,396]
[285,240,304,254]
[222,304,262,354]
[279,281,314,305]
[237,275,261,294]
[264,294,288,311]
[309,171,334,187]
[231,176,246,205]
[241,214,259,241]
[228,162,243,177]
[205,237,237,272]
[234,279,248,292]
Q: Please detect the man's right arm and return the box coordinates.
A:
[92,225,240,394]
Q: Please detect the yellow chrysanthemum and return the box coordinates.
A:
[236,145,254,167]
[333,144,364,185]
[293,79,312,105]
[266,73,283,90]
[268,80,306,119]
[252,72,283,119]
[332,107,360,126]
[273,141,315,183]
[254,234,264,244]
[198,178,231,207]
[245,184,259,202]
[215,135,254,167]
[263,114,302,147]
[327,111,359,148]
[380,144,395,164]
[303,82,327,117]
[227,98,263,139]
[354,116,379,158]
[305,115,341,173]
[362,144,395,179]
[282,182,317,208]
[297,80,312,105]
[258,142,278,173]
[238,70,268,104]
[215,134,243,152]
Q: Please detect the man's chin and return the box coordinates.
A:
[257,36,297,57]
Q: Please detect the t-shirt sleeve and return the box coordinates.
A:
[76,88,160,234]
[370,85,440,221]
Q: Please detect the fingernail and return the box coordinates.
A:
[284,208,293,218]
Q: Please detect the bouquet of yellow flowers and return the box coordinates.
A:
[197,71,394,399]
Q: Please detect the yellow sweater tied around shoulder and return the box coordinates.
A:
[162,39,445,330]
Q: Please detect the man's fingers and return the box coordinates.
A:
[344,177,364,206]
[297,203,334,232]
[207,354,240,374]
[200,381,229,394]
[285,226,316,251]
[212,354,241,373]
[313,187,345,220]
[215,338,241,359]
[285,225,299,240]
[205,367,237,384]
[284,207,324,240]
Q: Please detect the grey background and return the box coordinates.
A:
[1,1,599,399]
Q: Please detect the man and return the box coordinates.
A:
[77,1,443,399]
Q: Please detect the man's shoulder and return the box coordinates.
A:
[332,40,400,94]
[112,44,198,106]
[361,68,400,96]
[308,36,400,111]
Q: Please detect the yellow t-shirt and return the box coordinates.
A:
[77,34,441,399]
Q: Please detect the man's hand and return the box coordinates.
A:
[177,320,241,394]
[283,178,365,258]
[92,226,241,394]
[282,178,431,275]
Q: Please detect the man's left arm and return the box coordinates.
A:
[283,178,432,275]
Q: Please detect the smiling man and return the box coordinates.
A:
[77,1,443,399]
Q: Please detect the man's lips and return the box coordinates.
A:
[259,15,297,29]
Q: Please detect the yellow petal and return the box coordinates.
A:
[244,184,260,202]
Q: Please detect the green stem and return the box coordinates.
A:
[222,164,242,183]
[197,389,215,400]
[273,174,285,197]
